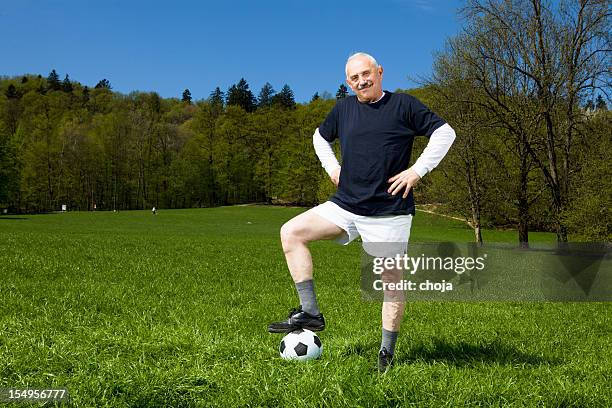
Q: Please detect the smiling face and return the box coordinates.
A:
[345,55,384,103]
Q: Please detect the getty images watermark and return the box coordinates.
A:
[360,242,611,301]
[371,252,487,293]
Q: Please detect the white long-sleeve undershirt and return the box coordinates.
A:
[312,123,456,178]
[409,123,456,177]
[312,128,341,176]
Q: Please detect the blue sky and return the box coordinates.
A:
[0,0,463,102]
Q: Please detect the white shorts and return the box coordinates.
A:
[310,201,412,257]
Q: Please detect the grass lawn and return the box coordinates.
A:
[1,206,610,407]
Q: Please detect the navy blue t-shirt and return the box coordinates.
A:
[318,91,445,216]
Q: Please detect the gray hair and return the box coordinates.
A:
[345,52,379,77]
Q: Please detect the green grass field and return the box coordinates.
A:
[1,206,610,407]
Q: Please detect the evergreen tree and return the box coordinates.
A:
[226,78,256,112]
[62,74,73,93]
[258,82,275,108]
[310,92,320,102]
[95,79,112,89]
[5,84,18,99]
[226,85,238,105]
[336,84,348,99]
[21,76,28,84]
[272,84,295,109]
[209,87,225,111]
[182,88,192,103]
[595,95,607,110]
[238,78,256,112]
[584,100,595,110]
[47,69,61,91]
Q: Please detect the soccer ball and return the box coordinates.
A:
[279,329,322,361]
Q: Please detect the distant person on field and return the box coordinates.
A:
[152,207,157,215]
[268,52,456,373]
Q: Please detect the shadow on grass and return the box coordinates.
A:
[341,337,560,367]
[0,217,29,220]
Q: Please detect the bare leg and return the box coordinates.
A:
[382,302,406,331]
[381,267,406,331]
[280,210,345,283]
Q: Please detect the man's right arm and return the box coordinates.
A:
[313,128,341,186]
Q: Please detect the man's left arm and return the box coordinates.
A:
[387,123,456,198]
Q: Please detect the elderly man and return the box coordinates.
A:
[268,52,456,372]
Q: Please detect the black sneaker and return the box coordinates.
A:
[267,306,325,333]
[378,347,394,374]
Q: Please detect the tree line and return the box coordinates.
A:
[0,73,346,214]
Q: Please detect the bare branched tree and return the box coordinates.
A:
[435,0,610,243]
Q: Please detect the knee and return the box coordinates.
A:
[280,221,303,250]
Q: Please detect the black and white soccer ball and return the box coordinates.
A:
[279,329,322,361]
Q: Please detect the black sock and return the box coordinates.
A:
[295,279,320,316]
[381,328,398,355]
